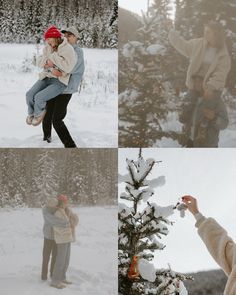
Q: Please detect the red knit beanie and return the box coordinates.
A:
[44,26,62,40]
[57,194,68,204]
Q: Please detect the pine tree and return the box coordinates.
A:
[118,149,191,295]
[30,150,59,206]
[0,0,117,48]
[119,3,178,147]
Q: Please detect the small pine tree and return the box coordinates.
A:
[119,4,178,147]
[118,149,192,295]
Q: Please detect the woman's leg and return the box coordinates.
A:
[33,79,66,117]
[51,243,68,285]
[26,79,48,115]
[62,243,71,282]
[51,94,77,147]
[50,240,57,278]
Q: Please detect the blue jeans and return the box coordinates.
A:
[26,78,66,117]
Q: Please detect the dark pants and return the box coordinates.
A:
[42,94,77,148]
[41,238,57,280]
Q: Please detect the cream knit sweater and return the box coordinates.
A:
[195,213,236,295]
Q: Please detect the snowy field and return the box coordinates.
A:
[0,44,117,147]
[0,206,117,295]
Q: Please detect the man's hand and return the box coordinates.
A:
[52,69,62,77]
[47,59,54,67]
[203,108,215,120]
[182,195,200,215]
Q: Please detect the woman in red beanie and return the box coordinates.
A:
[25,26,77,126]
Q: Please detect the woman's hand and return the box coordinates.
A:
[44,63,50,69]
[52,69,62,77]
[182,195,200,215]
[47,59,54,67]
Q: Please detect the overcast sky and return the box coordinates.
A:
[119,148,236,273]
[119,0,175,18]
[119,0,149,15]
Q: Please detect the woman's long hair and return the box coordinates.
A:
[205,21,226,50]
[52,37,63,51]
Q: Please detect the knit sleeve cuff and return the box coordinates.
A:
[194,213,206,228]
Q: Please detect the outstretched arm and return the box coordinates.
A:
[168,30,196,58]
[182,195,234,275]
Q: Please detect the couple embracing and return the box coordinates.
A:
[26,25,85,148]
[41,195,79,289]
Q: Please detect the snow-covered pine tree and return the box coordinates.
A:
[0,0,117,48]
[30,150,59,207]
[118,149,191,295]
[119,2,178,147]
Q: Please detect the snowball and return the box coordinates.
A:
[151,203,174,218]
[146,44,166,56]
[146,158,156,165]
[142,189,155,202]
[176,203,188,218]
[122,41,144,58]
[147,176,166,188]
[138,259,156,282]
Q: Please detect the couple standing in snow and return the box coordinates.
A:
[26,25,85,148]
[168,21,231,147]
[42,195,79,289]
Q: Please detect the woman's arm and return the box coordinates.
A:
[182,196,234,275]
[168,29,197,58]
[196,216,234,275]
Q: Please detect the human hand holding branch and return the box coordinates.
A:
[182,195,200,215]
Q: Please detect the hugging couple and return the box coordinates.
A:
[42,195,79,289]
[26,25,85,148]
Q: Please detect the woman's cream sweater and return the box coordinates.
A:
[196,214,236,295]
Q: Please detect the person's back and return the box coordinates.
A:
[63,44,85,95]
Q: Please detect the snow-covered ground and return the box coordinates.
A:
[0,44,117,147]
[0,206,117,295]
[155,107,236,147]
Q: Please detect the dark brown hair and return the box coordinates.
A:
[205,21,225,50]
